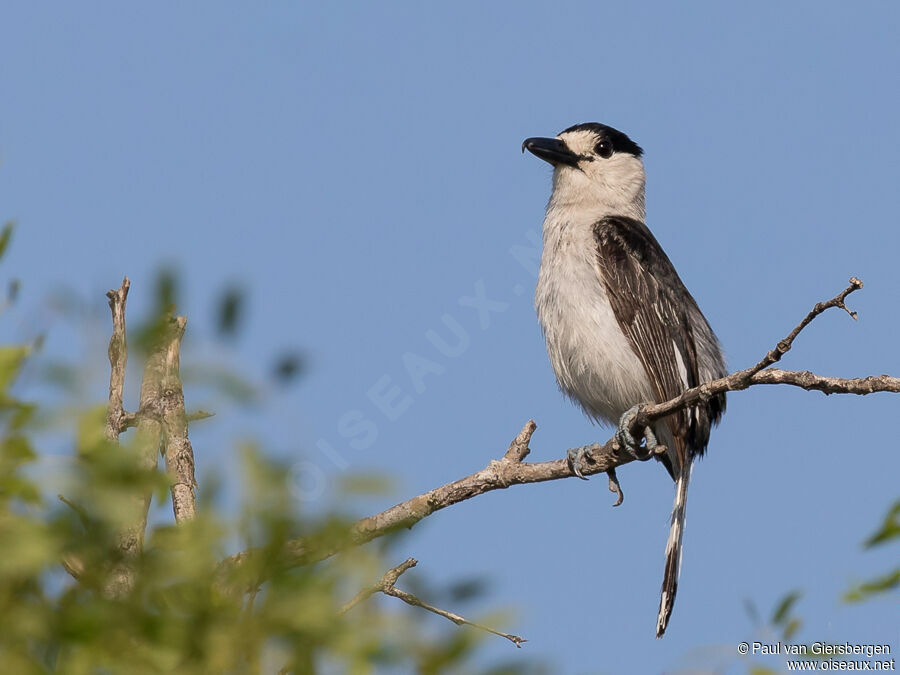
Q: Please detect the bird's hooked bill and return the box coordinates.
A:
[522,137,580,168]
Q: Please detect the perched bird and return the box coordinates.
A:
[523,123,727,637]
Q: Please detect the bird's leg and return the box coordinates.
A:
[616,404,657,460]
[566,443,601,480]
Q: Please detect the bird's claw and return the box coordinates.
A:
[607,468,624,507]
[567,446,626,506]
[566,445,595,480]
[616,404,657,461]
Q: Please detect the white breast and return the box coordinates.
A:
[535,212,654,426]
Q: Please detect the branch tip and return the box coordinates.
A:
[341,557,525,647]
[503,420,536,462]
[187,410,215,422]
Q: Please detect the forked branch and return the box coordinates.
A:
[341,558,526,647]
[217,278,900,588]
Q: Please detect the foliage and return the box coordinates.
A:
[739,498,899,674]
[0,234,542,674]
[843,498,900,603]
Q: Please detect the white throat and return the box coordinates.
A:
[547,161,646,226]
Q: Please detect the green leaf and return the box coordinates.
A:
[864,499,900,548]
[771,590,802,625]
[272,351,305,384]
[216,285,244,337]
[0,345,30,393]
[155,266,179,314]
[1,435,36,466]
[0,221,14,260]
[783,617,802,641]
[844,568,900,603]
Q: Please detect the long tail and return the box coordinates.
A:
[656,461,692,638]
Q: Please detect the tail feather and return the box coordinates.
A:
[656,462,692,638]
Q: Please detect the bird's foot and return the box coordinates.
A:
[566,444,599,480]
[616,404,657,461]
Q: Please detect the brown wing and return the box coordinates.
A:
[593,216,716,475]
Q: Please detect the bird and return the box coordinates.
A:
[522,123,727,637]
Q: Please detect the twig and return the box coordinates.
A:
[503,421,535,462]
[635,277,867,429]
[217,278,899,585]
[747,276,863,376]
[341,558,526,648]
[160,316,197,523]
[116,409,210,431]
[340,558,419,614]
[58,493,90,527]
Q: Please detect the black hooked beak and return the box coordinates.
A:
[522,137,580,168]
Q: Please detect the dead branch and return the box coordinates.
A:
[159,316,197,523]
[341,558,526,647]
[104,312,186,595]
[633,277,873,427]
[61,279,134,583]
[217,278,900,586]
[118,408,212,431]
[105,277,131,440]
[85,279,200,592]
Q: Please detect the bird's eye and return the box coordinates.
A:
[595,140,613,158]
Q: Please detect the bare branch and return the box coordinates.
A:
[217,421,637,583]
[105,277,131,440]
[117,409,213,431]
[341,558,526,648]
[503,419,536,462]
[217,278,899,587]
[94,279,200,592]
[750,369,900,394]
[635,277,872,427]
[745,276,863,377]
[340,557,419,614]
[160,316,197,523]
[104,313,177,596]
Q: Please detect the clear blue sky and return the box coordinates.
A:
[2,2,898,673]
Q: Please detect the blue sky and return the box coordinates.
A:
[1,2,898,673]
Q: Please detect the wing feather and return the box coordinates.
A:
[593,216,723,473]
